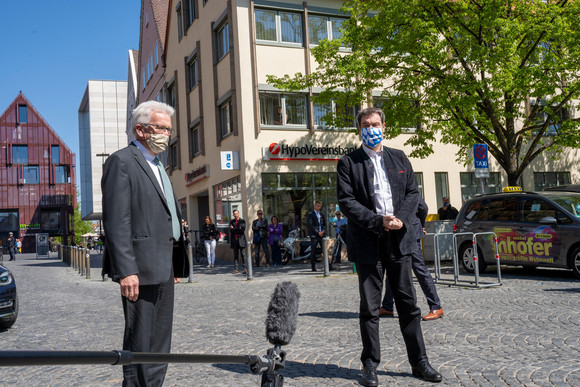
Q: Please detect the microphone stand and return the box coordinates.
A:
[257,344,286,387]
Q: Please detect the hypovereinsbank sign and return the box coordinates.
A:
[262,142,357,161]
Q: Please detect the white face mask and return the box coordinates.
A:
[146,132,169,154]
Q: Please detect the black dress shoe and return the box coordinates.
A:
[361,362,378,386]
[311,267,317,272]
[411,360,442,383]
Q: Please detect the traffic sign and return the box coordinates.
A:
[473,144,489,168]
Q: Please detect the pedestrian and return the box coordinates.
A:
[16,238,22,254]
[7,232,16,261]
[182,219,190,247]
[380,197,444,321]
[333,211,348,264]
[437,197,459,220]
[307,200,326,272]
[251,209,270,267]
[337,107,442,386]
[101,100,189,386]
[201,216,218,268]
[229,210,247,274]
[268,216,283,267]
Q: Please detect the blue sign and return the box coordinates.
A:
[473,144,488,168]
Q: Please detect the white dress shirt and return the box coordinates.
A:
[362,144,394,216]
[133,140,164,194]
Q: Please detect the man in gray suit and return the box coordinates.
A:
[102,100,189,386]
[337,107,441,386]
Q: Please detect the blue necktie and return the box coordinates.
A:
[154,157,181,241]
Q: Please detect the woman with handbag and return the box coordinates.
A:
[268,216,283,267]
[201,216,218,268]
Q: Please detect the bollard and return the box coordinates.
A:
[323,237,330,277]
[58,245,62,261]
[245,242,253,280]
[85,250,91,279]
[78,247,83,275]
[187,243,194,283]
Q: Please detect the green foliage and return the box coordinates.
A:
[268,0,580,185]
[73,189,92,245]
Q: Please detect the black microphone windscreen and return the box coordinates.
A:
[265,282,300,346]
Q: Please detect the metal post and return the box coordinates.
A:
[85,250,91,279]
[323,237,329,277]
[187,243,194,283]
[246,242,253,280]
[78,247,83,275]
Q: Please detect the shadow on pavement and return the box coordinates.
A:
[299,311,359,319]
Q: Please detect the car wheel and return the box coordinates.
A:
[0,294,18,329]
[459,243,487,274]
[569,246,580,279]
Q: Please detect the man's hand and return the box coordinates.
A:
[120,274,139,302]
[174,277,181,284]
[318,231,324,237]
[383,215,403,230]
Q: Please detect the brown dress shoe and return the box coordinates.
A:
[422,308,444,321]
[379,307,394,317]
[232,269,238,274]
[242,269,247,274]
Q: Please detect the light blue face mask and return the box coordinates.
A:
[360,126,383,148]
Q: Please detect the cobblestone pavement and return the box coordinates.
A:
[0,253,579,386]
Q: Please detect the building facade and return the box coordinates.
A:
[153,0,579,258]
[78,80,128,221]
[0,92,76,253]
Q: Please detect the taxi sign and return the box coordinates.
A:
[502,186,522,192]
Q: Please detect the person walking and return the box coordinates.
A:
[7,232,16,261]
[268,216,283,267]
[380,197,444,321]
[229,210,247,274]
[307,200,326,272]
[251,209,270,267]
[101,100,189,386]
[201,216,218,268]
[337,107,442,386]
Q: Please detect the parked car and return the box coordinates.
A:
[544,184,580,193]
[454,190,580,278]
[0,265,17,329]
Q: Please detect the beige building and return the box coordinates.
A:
[153,0,579,257]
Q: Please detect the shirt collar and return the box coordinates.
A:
[133,140,156,163]
[362,144,383,159]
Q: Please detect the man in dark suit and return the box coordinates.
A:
[102,100,189,386]
[337,107,442,386]
[380,197,444,321]
[307,200,326,271]
[229,210,247,274]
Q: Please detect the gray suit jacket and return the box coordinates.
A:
[101,143,189,285]
[337,146,419,264]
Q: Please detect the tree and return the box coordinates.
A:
[268,0,580,185]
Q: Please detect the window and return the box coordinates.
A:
[41,210,61,232]
[146,9,149,25]
[177,3,184,40]
[166,83,175,107]
[435,172,449,209]
[374,97,420,132]
[259,92,306,126]
[213,177,242,243]
[55,166,70,184]
[217,22,229,60]
[13,145,28,164]
[142,69,146,89]
[0,211,19,232]
[521,198,557,223]
[255,9,303,44]
[308,15,346,45]
[189,124,201,158]
[185,0,196,28]
[219,100,233,138]
[313,97,358,130]
[18,105,27,123]
[415,172,424,198]
[155,43,159,67]
[460,172,501,202]
[187,56,199,91]
[51,145,60,164]
[169,143,178,170]
[22,166,39,184]
[534,172,571,191]
[530,98,571,136]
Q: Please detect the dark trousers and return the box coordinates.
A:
[270,242,282,266]
[122,278,175,387]
[382,239,441,312]
[233,244,245,270]
[357,233,427,367]
[254,238,270,266]
[309,235,323,268]
[8,247,16,261]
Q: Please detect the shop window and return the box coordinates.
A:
[213,177,242,243]
[259,92,306,127]
[460,172,501,202]
[51,145,60,164]
[41,210,61,232]
[13,145,28,164]
[534,171,570,191]
[55,165,70,184]
[0,211,19,232]
[18,104,28,123]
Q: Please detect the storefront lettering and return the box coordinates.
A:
[20,223,40,229]
[185,164,209,186]
[280,144,356,158]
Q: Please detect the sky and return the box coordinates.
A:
[0,1,141,187]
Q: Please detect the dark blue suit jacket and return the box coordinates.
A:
[337,146,419,264]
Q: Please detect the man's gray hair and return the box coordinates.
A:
[356,107,385,127]
[130,100,175,137]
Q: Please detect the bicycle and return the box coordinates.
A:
[189,230,207,265]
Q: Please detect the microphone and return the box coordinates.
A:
[265,281,300,346]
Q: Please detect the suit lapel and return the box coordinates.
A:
[129,144,169,211]
[382,147,402,209]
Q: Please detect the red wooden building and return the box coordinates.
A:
[0,92,76,253]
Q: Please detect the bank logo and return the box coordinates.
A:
[269,143,281,155]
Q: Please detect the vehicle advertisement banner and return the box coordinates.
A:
[493,226,559,265]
